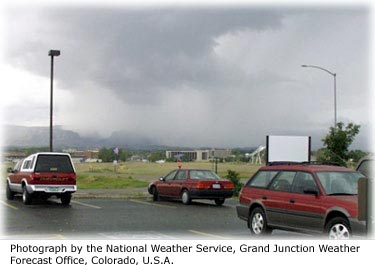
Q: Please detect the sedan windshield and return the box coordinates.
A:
[190,170,221,180]
[316,171,364,195]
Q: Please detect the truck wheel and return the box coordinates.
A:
[22,186,33,205]
[6,181,15,200]
[61,193,72,205]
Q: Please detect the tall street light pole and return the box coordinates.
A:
[301,64,337,128]
[48,50,61,152]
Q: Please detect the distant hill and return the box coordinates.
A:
[3,125,165,150]
[3,125,257,151]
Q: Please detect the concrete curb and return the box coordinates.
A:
[73,193,150,200]
[73,189,150,200]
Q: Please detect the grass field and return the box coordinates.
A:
[3,161,262,189]
[74,161,261,189]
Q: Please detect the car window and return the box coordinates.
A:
[189,170,220,180]
[164,170,177,181]
[30,156,36,169]
[22,160,31,170]
[357,160,373,178]
[292,172,318,194]
[175,170,187,180]
[316,171,362,195]
[269,171,296,192]
[34,155,74,173]
[14,160,23,172]
[247,171,279,188]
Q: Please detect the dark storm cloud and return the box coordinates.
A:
[5,7,286,104]
[3,5,370,149]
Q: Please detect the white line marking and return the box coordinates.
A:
[71,200,101,209]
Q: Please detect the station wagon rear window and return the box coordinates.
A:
[247,170,279,188]
[34,155,74,173]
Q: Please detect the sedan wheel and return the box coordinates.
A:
[214,198,225,206]
[152,186,159,201]
[181,190,191,205]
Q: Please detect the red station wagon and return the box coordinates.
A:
[6,152,77,205]
[148,169,234,205]
[236,163,366,239]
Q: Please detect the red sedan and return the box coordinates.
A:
[148,169,234,205]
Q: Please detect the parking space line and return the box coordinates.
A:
[130,199,177,209]
[55,234,67,239]
[4,234,68,240]
[189,230,229,239]
[0,200,18,210]
[71,200,101,209]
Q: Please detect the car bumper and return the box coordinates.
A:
[236,203,249,222]
[189,189,233,199]
[27,184,77,194]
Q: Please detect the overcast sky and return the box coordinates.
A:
[0,2,372,150]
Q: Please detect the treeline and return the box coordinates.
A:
[98,148,166,162]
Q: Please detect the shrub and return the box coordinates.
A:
[224,169,243,196]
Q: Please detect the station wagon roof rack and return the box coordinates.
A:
[301,161,344,167]
[267,161,305,166]
[267,161,345,167]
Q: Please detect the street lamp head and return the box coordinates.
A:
[48,50,60,56]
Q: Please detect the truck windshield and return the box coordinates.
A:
[34,155,74,173]
[316,171,364,195]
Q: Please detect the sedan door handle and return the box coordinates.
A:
[262,196,267,200]
[290,199,295,203]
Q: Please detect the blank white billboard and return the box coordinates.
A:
[267,135,311,163]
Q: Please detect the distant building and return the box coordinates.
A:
[64,150,100,162]
[209,149,232,159]
[166,150,209,161]
[4,151,26,162]
[166,149,232,162]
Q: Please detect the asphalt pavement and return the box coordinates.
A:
[1,188,306,240]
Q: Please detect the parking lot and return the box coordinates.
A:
[1,194,304,240]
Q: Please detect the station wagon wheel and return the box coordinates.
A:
[326,217,351,239]
[6,181,15,200]
[181,189,191,205]
[152,186,159,201]
[249,207,270,235]
[22,186,33,205]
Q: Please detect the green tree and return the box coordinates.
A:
[119,149,131,161]
[98,148,115,162]
[224,170,243,196]
[317,122,360,166]
[347,150,368,163]
[148,151,165,162]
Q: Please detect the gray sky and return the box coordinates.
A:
[0,3,372,150]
